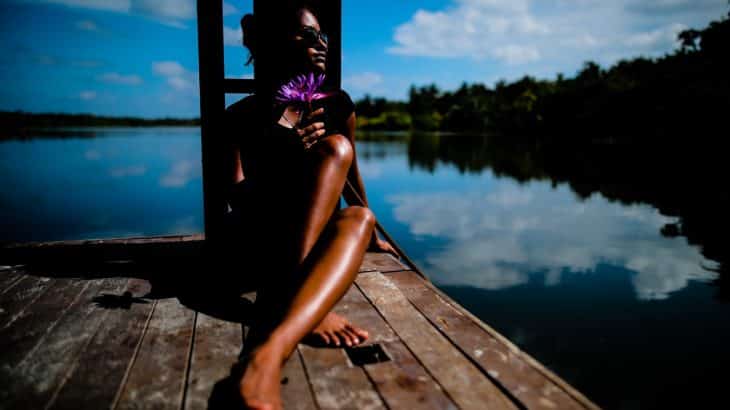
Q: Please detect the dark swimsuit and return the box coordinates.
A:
[223,89,355,252]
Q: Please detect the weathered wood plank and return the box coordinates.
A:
[356,271,517,410]
[184,313,243,410]
[0,278,90,370]
[359,252,408,273]
[337,285,457,410]
[0,277,129,410]
[299,344,385,410]
[0,276,52,328]
[335,285,399,345]
[116,297,195,410]
[280,349,318,410]
[47,279,154,410]
[2,235,201,249]
[0,269,24,296]
[389,270,591,409]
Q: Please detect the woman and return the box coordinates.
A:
[225,2,396,408]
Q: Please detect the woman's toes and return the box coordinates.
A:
[328,331,341,346]
[318,331,331,345]
[347,324,369,341]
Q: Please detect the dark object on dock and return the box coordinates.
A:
[0,235,599,409]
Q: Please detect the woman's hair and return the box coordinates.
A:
[240,1,322,66]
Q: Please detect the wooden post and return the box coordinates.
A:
[197,0,342,245]
[196,0,226,243]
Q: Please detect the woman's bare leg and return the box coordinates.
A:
[239,134,376,409]
[257,134,369,346]
[240,205,375,410]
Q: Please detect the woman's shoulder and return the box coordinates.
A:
[323,88,355,120]
[226,94,258,117]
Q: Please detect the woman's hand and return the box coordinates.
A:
[297,107,327,150]
[368,234,399,256]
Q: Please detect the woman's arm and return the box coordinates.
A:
[341,112,397,254]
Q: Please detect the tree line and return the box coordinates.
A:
[355,11,729,144]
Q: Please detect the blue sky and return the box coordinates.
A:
[0,0,727,118]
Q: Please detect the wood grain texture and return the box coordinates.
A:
[115,297,195,410]
[184,313,243,410]
[359,252,408,273]
[0,276,52,328]
[0,278,129,410]
[389,270,591,410]
[356,271,517,410]
[299,344,385,410]
[0,278,90,369]
[280,350,318,410]
[47,279,154,410]
[0,269,23,296]
[334,285,457,409]
[392,270,600,410]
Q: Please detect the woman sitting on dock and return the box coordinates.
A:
[224,2,395,408]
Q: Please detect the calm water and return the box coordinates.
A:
[1,127,728,409]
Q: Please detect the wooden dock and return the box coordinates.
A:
[0,235,598,409]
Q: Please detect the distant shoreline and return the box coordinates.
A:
[1,111,200,127]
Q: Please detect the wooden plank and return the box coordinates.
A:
[334,285,399,344]
[184,313,243,410]
[356,272,517,410]
[298,344,385,410]
[47,279,154,410]
[335,285,457,409]
[0,277,129,410]
[392,271,600,410]
[359,252,408,273]
[0,275,52,328]
[0,278,90,370]
[2,235,200,249]
[280,350,318,410]
[116,297,195,410]
[389,270,592,410]
[0,269,23,295]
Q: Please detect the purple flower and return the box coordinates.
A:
[275,72,332,106]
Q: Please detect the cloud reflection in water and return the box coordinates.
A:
[387,179,716,300]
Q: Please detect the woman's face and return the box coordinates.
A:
[291,8,327,73]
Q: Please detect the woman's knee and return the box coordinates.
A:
[340,205,376,232]
[311,133,353,166]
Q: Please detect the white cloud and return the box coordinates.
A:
[388,0,727,70]
[223,1,239,16]
[35,0,198,26]
[99,72,143,85]
[45,0,130,13]
[389,0,549,62]
[152,61,198,92]
[160,159,200,187]
[624,23,687,50]
[223,25,242,47]
[79,90,97,100]
[75,19,99,31]
[344,72,384,91]
[493,45,540,65]
[388,181,716,300]
[110,164,147,177]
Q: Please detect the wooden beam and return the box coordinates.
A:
[196,0,226,243]
[224,78,256,94]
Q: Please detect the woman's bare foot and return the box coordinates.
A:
[309,312,369,347]
[239,344,284,410]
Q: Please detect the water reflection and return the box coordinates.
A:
[360,131,728,300]
[0,127,203,243]
[389,182,714,300]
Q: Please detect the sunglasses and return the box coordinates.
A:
[297,26,329,47]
